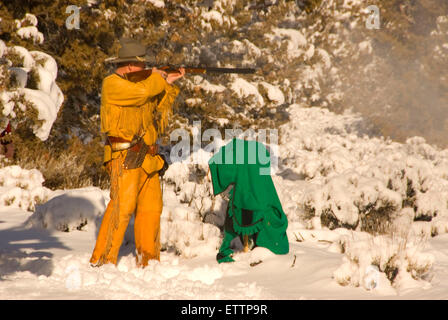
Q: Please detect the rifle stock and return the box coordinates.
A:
[124,66,256,83]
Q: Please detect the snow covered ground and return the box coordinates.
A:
[1,103,448,300]
[2,202,448,299]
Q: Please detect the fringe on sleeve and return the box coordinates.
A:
[155,84,180,135]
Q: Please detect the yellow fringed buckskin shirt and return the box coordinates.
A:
[100,72,180,174]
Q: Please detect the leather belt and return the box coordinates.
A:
[106,136,158,156]
[108,136,131,143]
[106,136,136,152]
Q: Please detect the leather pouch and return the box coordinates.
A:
[123,139,149,170]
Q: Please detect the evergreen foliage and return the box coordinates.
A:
[0,0,446,190]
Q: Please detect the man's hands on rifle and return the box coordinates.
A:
[151,67,185,85]
[166,67,185,84]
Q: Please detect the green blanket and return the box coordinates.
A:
[208,138,289,263]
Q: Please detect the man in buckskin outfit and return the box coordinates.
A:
[90,38,184,268]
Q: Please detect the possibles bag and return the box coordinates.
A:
[122,137,169,177]
[123,138,149,170]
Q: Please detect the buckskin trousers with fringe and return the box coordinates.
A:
[90,153,162,268]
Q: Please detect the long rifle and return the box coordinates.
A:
[124,66,256,83]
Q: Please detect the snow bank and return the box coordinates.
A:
[43,252,268,299]
[26,187,107,232]
[277,105,448,238]
[0,165,51,211]
[161,207,222,258]
[157,149,225,258]
[333,232,434,292]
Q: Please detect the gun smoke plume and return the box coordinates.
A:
[338,0,448,149]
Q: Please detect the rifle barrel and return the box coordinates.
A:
[124,66,256,82]
[163,66,256,74]
[200,67,256,74]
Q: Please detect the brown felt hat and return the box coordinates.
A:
[105,38,149,64]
